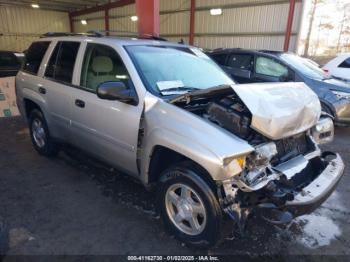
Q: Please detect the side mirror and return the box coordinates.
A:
[97,81,138,105]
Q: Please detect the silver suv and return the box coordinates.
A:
[16,33,345,248]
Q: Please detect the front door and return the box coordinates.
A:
[224,53,254,83]
[253,56,290,82]
[69,43,143,176]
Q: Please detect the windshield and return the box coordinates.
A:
[279,53,327,80]
[126,45,234,96]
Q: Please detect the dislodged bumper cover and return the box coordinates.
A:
[232,82,321,140]
[285,153,345,215]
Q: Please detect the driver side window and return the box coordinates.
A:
[255,56,288,77]
[80,43,131,92]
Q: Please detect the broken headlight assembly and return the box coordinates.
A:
[223,155,246,177]
[223,143,280,192]
[311,117,334,145]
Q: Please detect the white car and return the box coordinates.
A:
[323,53,350,82]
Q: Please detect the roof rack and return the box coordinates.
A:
[40,32,102,38]
[40,31,168,42]
[87,30,168,41]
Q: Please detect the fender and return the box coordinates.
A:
[21,87,51,124]
[140,94,254,184]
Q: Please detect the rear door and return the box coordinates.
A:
[224,53,254,83]
[16,41,50,120]
[40,41,81,140]
[69,42,143,176]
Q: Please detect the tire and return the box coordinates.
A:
[321,103,334,117]
[157,162,224,248]
[29,109,59,157]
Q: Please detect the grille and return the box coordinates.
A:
[275,133,310,163]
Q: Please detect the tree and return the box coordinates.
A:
[336,4,350,52]
[315,19,334,52]
[303,0,325,57]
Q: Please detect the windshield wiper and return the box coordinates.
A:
[160,86,200,95]
[169,84,233,104]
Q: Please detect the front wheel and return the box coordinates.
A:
[157,162,224,248]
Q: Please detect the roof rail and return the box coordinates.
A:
[87,30,136,37]
[40,32,102,38]
[87,30,168,41]
[40,31,168,42]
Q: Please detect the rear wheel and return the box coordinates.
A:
[157,162,224,248]
[29,109,59,157]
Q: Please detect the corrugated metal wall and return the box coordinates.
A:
[0,6,69,52]
[109,4,137,33]
[71,0,303,51]
[160,0,190,43]
[73,4,137,35]
[73,11,105,33]
[1,0,303,52]
[160,0,302,51]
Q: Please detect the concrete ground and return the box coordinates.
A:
[0,117,349,257]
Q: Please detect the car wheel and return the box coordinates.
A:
[321,103,334,117]
[157,162,224,248]
[29,109,59,157]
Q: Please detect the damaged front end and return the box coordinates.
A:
[171,83,345,230]
[218,120,344,231]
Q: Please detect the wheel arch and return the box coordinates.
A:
[23,98,42,119]
[147,145,217,191]
[320,99,336,117]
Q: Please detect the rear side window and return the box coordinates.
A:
[211,54,227,65]
[45,41,80,83]
[228,54,253,70]
[339,58,350,68]
[23,42,50,75]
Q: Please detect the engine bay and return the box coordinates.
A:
[175,91,318,190]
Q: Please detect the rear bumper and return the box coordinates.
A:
[285,153,345,216]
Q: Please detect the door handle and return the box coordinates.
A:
[75,99,85,108]
[38,87,46,94]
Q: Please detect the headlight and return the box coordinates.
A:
[332,90,350,100]
[223,156,246,176]
[312,117,334,144]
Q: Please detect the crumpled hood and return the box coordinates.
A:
[232,82,321,140]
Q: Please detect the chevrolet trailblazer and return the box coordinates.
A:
[16,33,344,248]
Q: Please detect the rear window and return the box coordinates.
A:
[45,41,80,83]
[339,58,350,68]
[23,42,50,75]
[227,54,253,70]
[211,54,227,65]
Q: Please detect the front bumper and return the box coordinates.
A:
[222,153,345,226]
[333,99,350,124]
[285,153,345,216]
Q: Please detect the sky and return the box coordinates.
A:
[298,0,350,56]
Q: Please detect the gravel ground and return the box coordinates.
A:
[0,117,349,258]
